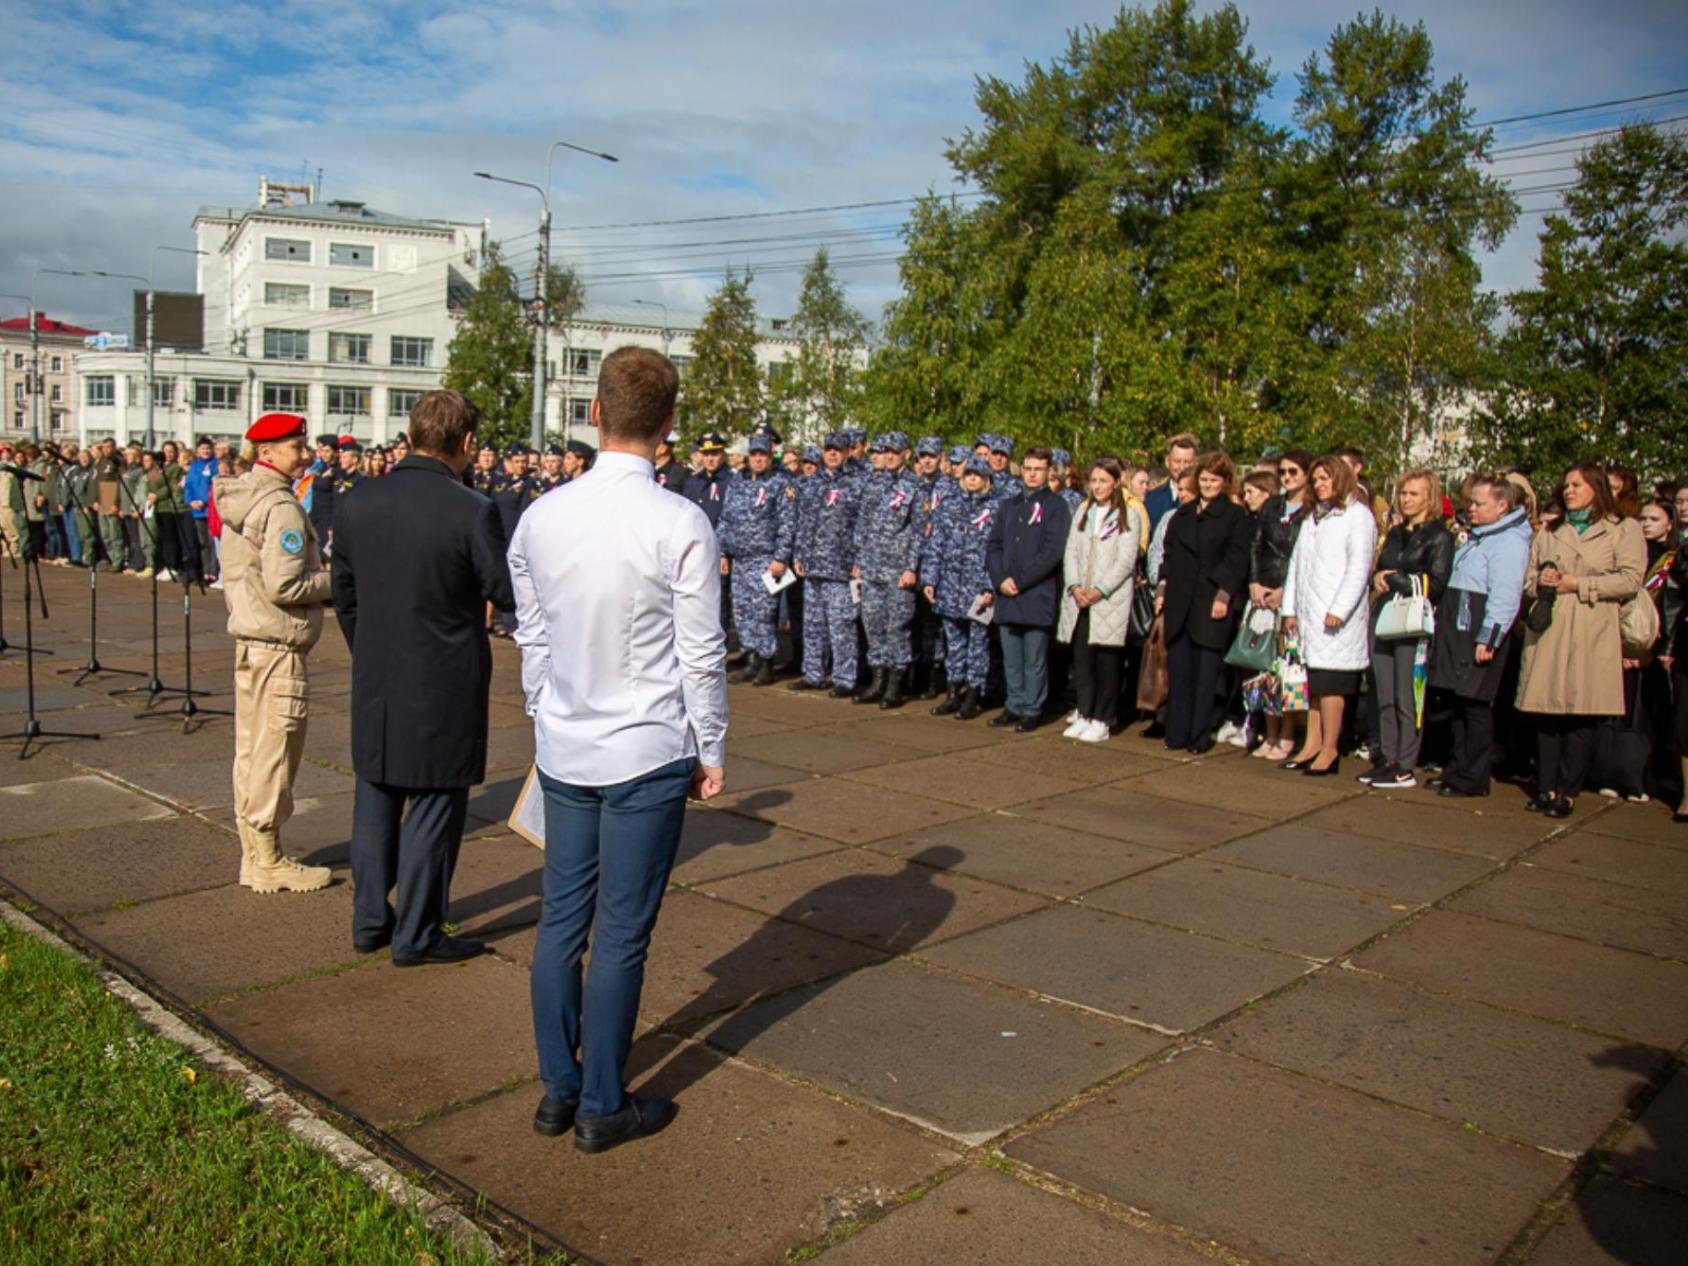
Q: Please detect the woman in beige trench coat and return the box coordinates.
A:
[1517,463,1646,818]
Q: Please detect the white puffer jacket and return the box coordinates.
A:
[1056,503,1141,647]
[1283,499,1377,670]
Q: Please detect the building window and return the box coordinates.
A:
[51,411,66,431]
[264,328,310,360]
[388,388,422,418]
[390,335,433,368]
[262,382,309,411]
[50,383,62,403]
[265,282,311,307]
[265,238,311,262]
[672,355,693,375]
[329,242,373,268]
[569,398,590,425]
[128,376,174,408]
[11,383,21,402]
[11,410,20,429]
[328,287,373,310]
[329,332,371,364]
[326,385,370,415]
[50,355,63,373]
[194,379,241,411]
[9,353,20,370]
[767,360,794,386]
[565,349,602,378]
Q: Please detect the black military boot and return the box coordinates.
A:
[730,652,759,684]
[920,663,946,700]
[752,656,775,687]
[788,676,825,692]
[955,685,983,721]
[879,668,907,710]
[853,667,887,705]
[930,684,962,716]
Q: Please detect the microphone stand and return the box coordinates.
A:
[137,551,233,735]
[108,471,181,707]
[60,469,145,688]
[1,533,47,659]
[0,541,95,759]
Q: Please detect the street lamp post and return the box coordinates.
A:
[98,247,206,449]
[476,140,616,450]
[29,268,93,445]
[632,299,671,357]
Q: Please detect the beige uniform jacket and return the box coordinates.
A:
[216,465,331,651]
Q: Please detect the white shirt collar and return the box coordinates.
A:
[591,449,655,479]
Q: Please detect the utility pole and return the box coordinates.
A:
[633,299,671,357]
[30,268,88,445]
[99,247,205,449]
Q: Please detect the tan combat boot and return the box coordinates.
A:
[237,822,256,887]
[244,828,332,894]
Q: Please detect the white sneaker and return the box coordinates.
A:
[1062,716,1089,739]
[1065,708,1081,724]
[1597,788,1619,799]
[158,568,175,582]
[209,578,224,590]
[1226,727,1251,747]
[1216,720,1240,744]
[1077,719,1111,743]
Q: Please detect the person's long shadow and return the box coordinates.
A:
[1572,1044,1684,1265]
[625,844,963,1105]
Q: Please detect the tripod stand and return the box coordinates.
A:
[61,471,146,688]
[1,540,95,759]
[137,572,233,734]
[107,475,181,707]
[1,533,48,659]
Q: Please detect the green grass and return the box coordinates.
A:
[0,920,548,1265]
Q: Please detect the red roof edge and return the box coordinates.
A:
[0,315,103,336]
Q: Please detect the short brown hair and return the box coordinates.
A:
[598,346,679,442]
[409,389,480,456]
[1166,432,1199,457]
[1193,450,1236,498]
[1310,454,1358,506]
[1243,469,1279,498]
[1021,445,1053,465]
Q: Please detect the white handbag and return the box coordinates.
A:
[1375,575,1436,640]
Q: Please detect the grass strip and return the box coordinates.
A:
[0,919,535,1264]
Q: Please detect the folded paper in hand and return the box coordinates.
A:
[761,567,798,596]
[968,594,994,625]
[849,577,862,604]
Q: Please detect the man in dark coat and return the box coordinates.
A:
[331,389,515,966]
[985,446,1071,732]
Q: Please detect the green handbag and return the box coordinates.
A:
[1224,603,1277,672]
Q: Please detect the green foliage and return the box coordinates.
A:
[1478,123,1688,479]
[677,268,764,444]
[543,262,587,331]
[767,249,871,443]
[443,240,533,452]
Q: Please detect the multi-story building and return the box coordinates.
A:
[76,197,484,445]
[1,314,98,442]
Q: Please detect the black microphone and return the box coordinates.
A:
[0,462,46,482]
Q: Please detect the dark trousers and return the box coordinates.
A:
[1445,695,1495,794]
[1165,631,1223,748]
[1536,714,1598,797]
[123,517,144,571]
[176,514,203,581]
[1070,611,1124,729]
[194,516,216,577]
[998,623,1052,718]
[350,779,470,959]
[152,511,184,575]
[531,757,693,1119]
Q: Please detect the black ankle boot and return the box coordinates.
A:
[920,664,946,700]
[854,667,887,705]
[731,652,760,684]
[879,668,907,710]
[955,685,982,721]
[930,684,962,716]
[752,655,775,687]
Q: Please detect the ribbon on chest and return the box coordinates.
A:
[754,486,767,509]
[1027,502,1044,526]
[708,482,720,502]
[970,507,993,532]
[825,488,842,507]
[888,488,909,512]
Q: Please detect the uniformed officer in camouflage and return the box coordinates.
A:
[1051,448,1084,512]
[985,434,1023,498]
[719,432,796,686]
[910,436,949,697]
[216,412,333,894]
[800,445,821,480]
[921,454,1006,720]
[790,431,862,696]
[850,431,923,708]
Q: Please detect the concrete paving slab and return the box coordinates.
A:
[1124,760,1357,819]
[0,773,176,840]
[717,754,815,793]
[842,749,1093,810]
[397,1039,959,1266]
[817,1166,1214,1266]
[1301,794,1554,858]
[466,773,525,825]
[203,790,357,867]
[1214,970,1666,1152]
[724,688,873,729]
[1083,859,1408,958]
[1524,1176,1688,1266]
[1450,863,1688,960]
[695,960,1157,1141]
[671,806,844,885]
[875,813,1183,899]
[206,954,535,1129]
[481,723,535,774]
[1006,786,1274,853]
[842,713,1011,754]
[924,905,1311,1033]
[713,712,799,740]
[969,733,1169,784]
[1529,833,1688,899]
[729,726,927,774]
[442,834,544,936]
[1609,1069,1688,1195]
[1576,800,1680,845]
[709,777,979,845]
[45,719,245,768]
[77,878,361,1003]
[0,814,237,914]
[1008,1048,1570,1266]
[105,756,353,811]
[1208,822,1495,902]
[1354,910,1688,1049]
[0,683,104,713]
[702,846,1046,953]
[4,701,156,746]
[0,749,78,787]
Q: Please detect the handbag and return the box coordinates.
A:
[1224,603,1278,671]
[1135,615,1169,711]
[1129,562,1156,641]
[1375,575,1436,640]
[1618,588,1660,659]
[1274,629,1309,713]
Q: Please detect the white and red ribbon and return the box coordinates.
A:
[1028,502,1044,526]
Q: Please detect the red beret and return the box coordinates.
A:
[245,412,307,443]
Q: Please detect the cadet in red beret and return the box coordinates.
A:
[245,412,309,444]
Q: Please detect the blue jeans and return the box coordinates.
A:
[61,511,80,564]
[531,756,694,1118]
[999,623,1051,717]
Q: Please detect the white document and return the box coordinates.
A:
[508,765,545,849]
[968,594,995,625]
[849,577,862,604]
[762,567,798,596]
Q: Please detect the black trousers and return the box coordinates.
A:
[152,511,184,575]
[194,517,216,577]
[1444,695,1495,795]
[350,779,470,959]
[1536,714,1598,798]
[1165,631,1223,748]
[1071,611,1125,728]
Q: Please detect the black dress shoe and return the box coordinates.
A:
[988,710,1021,728]
[533,1094,579,1137]
[1141,721,1166,739]
[787,678,825,692]
[392,934,487,967]
[1014,715,1041,734]
[1188,736,1216,755]
[1425,777,1445,791]
[1280,757,1313,771]
[1524,792,1552,814]
[1437,783,1486,799]
[829,685,855,699]
[1674,809,1688,824]
[1301,758,1341,778]
[353,931,392,954]
[1546,795,1574,819]
[574,1095,678,1154]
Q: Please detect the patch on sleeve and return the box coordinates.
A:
[279,528,304,556]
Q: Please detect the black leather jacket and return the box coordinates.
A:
[1250,495,1305,590]
[1376,518,1455,601]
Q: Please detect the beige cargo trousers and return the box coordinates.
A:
[232,639,310,845]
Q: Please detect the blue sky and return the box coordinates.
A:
[4,0,1685,336]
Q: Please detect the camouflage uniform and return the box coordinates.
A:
[1051,447,1084,514]
[852,433,922,676]
[986,435,1024,500]
[719,439,796,663]
[794,433,862,691]
[921,457,1005,694]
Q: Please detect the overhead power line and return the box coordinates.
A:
[1473,87,1688,129]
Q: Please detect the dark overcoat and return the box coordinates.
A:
[331,455,515,789]
[985,486,1072,627]
[1161,496,1252,650]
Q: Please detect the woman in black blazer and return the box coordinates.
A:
[1158,452,1252,752]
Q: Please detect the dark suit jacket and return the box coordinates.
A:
[985,486,1071,627]
[331,455,515,789]
[1161,496,1251,650]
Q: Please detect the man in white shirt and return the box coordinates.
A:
[508,346,728,1154]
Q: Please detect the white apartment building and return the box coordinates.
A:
[75,198,484,445]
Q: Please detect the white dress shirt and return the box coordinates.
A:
[508,450,729,786]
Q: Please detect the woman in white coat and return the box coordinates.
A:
[1281,455,1378,776]
[1058,457,1141,742]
